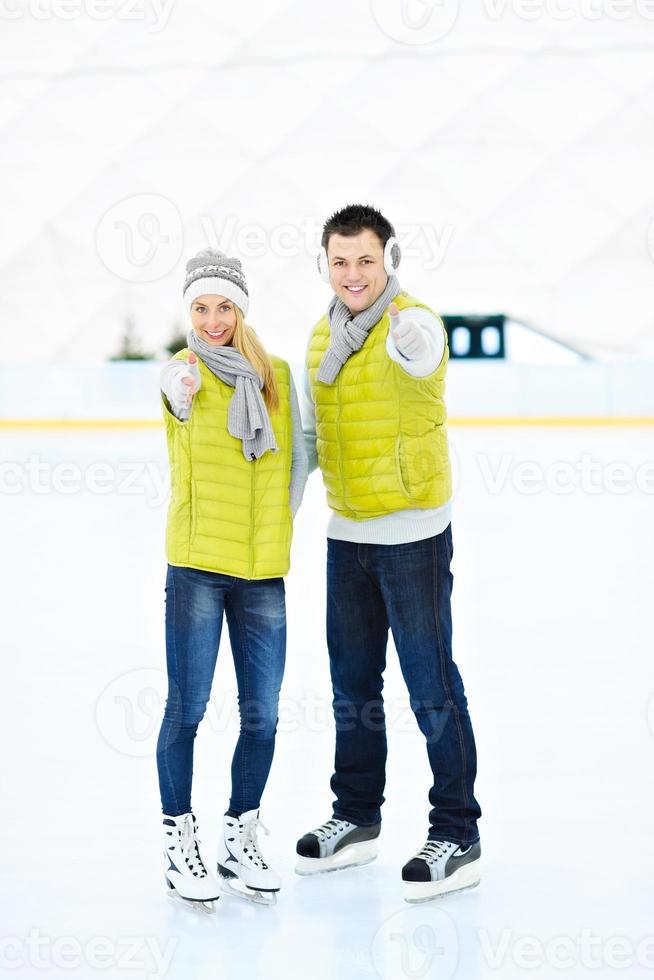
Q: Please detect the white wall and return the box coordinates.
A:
[2,3,654,365]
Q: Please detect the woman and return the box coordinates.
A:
[156,247,307,911]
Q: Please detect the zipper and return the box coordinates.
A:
[248,452,256,579]
[190,479,198,538]
[335,363,355,517]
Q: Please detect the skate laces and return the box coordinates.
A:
[178,813,208,878]
[312,818,349,842]
[416,840,456,866]
[241,815,270,870]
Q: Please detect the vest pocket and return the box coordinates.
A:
[394,435,414,501]
[396,433,439,501]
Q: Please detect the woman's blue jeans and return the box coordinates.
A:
[156,564,286,817]
[326,524,482,846]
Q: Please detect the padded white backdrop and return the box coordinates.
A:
[1,0,654,364]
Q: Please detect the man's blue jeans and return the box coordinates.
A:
[156,564,286,817]
[327,524,481,846]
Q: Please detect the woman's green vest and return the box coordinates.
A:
[307,291,452,520]
[162,350,293,579]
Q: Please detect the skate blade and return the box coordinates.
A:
[165,878,219,913]
[219,875,278,907]
[295,841,378,877]
[166,887,218,913]
[404,861,481,904]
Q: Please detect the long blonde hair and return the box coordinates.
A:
[231,306,279,412]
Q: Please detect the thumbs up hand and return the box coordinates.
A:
[387,302,429,361]
[180,351,201,406]
[169,351,202,408]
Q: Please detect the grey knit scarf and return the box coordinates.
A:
[316,275,401,384]
[187,329,277,461]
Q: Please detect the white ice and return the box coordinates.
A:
[1,423,653,980]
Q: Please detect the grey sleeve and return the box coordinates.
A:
[301,339,319,475]
[288,372,309,517]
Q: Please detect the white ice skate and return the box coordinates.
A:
[217,810,281,907]
[163,811,221,913]
[295,817,381,876]
[402,839,481,902]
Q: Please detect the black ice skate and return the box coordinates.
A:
[295,817,381,875]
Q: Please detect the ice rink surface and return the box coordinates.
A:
[1,422,653,979]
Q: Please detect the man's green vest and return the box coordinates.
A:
[307,291,451,521]
[163,350,293,579]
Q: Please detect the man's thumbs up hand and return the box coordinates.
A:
[388,301,401,333]
[387,303,428,361]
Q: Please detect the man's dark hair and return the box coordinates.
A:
[321,204,395,251]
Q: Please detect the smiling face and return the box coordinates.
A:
[190,295,238,346]
[326,228,389,314]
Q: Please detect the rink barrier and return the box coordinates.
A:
[1,417,654,429]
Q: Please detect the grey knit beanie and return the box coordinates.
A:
[183,247,249,316]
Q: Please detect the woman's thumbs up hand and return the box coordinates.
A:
[180,351,201,406]
[168,351,201,409]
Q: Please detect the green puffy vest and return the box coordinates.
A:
[307,290,451,520]
[163,350,293,579]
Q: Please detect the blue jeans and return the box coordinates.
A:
[156,564,286,817]
[327,525,481,846]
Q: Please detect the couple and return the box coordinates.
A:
[156,203,482,911]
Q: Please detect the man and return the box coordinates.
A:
[296,204,482,902]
